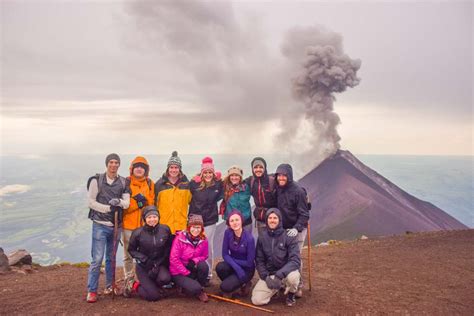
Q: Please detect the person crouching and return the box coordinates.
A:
[251,208,301,307]
[124,206,172,301]
[216,210,255,298]
[169,214,209,302]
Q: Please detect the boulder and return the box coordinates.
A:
[7,249,33,266]
[0,247,11,273]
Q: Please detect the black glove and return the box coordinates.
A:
[148,264,160,279]
[265,275,282,290]
[185,260,197,278]
[133,193,148,208]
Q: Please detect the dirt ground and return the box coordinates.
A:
[1,229,473,315]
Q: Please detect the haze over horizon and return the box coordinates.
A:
[1,1,472,159]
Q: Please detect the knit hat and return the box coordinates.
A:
[227,165,243,178]
[142,205,159,222]
[105,153,120,166]
[167,151,182,169]
[226,209,244,226]
[201,156,215,173]
[129,156,150,177]
[188,214,204,227]
[252,158,265,169]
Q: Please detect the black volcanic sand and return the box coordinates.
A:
[1,229,473,315]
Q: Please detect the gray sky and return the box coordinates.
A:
[1,0,472,159]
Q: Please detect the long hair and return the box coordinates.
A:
[197,172,217,191]
[223,174,242,203]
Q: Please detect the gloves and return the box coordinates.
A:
[265,275,282,290]
[287,228,298,237]
[133,193,148,208]
[109,198,121,206]
[185,260,197,278]
[148,264,160,279]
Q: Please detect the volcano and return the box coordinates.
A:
[298,150,468,243]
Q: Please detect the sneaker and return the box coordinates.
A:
[123,278,135,298]
[198,291,209,303]
[286,292,296,307]
[86,292,97,303]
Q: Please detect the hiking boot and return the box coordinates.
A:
[198,291,209,303]
[286,292,296,307]
[123,277,135,298]
[86,292,97,303]
[239,281,252,297]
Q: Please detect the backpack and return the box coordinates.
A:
[301,187,312,211]
[86,173,128,219]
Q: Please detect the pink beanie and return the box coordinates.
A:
[201,156,215,173]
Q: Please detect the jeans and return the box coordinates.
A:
[87,222,121,293]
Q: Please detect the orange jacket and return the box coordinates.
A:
[122,157,155,230]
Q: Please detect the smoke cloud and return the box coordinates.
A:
[281,26,361,170]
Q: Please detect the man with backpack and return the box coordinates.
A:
[245,157,277,236]
[86,153,130,303]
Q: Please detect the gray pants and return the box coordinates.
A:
[204,223,216,278]
[251,270,301,306]
[122,229,135,280]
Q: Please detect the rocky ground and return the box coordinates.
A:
[1,229,473,315]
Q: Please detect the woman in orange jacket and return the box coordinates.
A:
[122,156,155,285]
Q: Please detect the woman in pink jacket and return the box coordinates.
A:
[169,214,209,302]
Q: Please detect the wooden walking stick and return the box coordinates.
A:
[208,293,275,313]
[111,209,119,299]
[307,223,312,291]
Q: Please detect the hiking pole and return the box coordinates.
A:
[208,293,274,313]
[307,223,312,291]
[111,209,119,299]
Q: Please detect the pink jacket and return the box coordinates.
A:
[169,230,209,276]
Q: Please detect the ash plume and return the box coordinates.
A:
[281,26,361,170]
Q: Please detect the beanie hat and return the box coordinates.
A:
[226,209,244,226]
[167,151,182,169]
[227,165,243,178]
[129,156,150,177]
[252,158,265,169]
[142,205,159,222]
[188,214,204,227]
[201,156,215,174]
[105,153,120,166]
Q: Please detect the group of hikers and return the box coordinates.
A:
[86,151,310,308]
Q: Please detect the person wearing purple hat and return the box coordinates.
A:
[216,210,256,298]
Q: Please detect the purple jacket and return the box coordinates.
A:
[169,230,209,276]
[222,228,256,281]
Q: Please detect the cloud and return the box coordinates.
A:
[0,184,31,197]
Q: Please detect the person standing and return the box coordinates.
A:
[251,208,301,307]
[124,206,172,301]
[216,210,255,298]
[245,157,277,236]
[122,156,155,285]
[169,214,210,302]
[189,156,223,282]
[86,153,130,303]
[220,166,252,231]
[155,151,192,239]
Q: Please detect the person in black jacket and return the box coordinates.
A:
[123,206,172,301]
[189,156,223,280]
[275,163,309,252]
[251,208,301,307]
[245,157,277,236]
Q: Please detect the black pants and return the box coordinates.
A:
[136,263,171,301]
[216,261,254,293]
[172,261,209,297]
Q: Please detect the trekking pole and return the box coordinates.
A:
[208,294,274,313]
[111,210,119,299]
[307,223,312,291]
